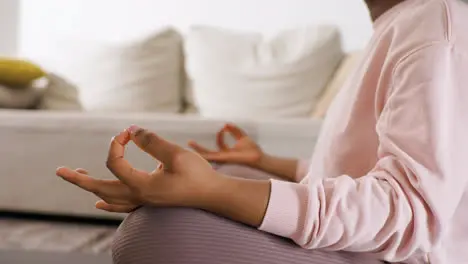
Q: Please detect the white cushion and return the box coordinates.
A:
[0,83,44,109]
[44,28,183,112]
[311,51,363,118]
[38,73,82,111]
[184,25,343,118]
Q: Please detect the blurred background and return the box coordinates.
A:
[0,0,372,263]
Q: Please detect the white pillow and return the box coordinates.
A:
[184,25,343,118]
[44,28,183,112]
[0,83,44,109]
[38,73,82,111]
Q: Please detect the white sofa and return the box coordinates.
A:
[0,110,322,219]
[0,47,362,219]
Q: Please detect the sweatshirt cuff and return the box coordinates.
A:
[259,179,309,238]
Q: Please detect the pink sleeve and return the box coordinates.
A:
[259,44,468,262]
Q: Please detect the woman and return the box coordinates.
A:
[57,0,468,263]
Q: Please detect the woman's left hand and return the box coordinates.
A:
[57,125,223,212]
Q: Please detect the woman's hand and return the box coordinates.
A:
[57,126,223,211]
[58,125,271,227]
[189,123,301,182]
[56,167,141,213]
[188,123,264,167]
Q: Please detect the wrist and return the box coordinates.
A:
[249,154,299,182]
[251,153,271,170]
[194,172,230,209]
[198,173,271,227]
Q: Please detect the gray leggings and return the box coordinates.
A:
[111,165,385,264]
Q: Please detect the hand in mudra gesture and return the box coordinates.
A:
[57,125,222,213]
[189,123,264,167]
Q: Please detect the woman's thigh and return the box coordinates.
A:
[112,207,383,264]
[112,165,384,264]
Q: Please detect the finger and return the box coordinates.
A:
[95,200,139,213]
[107,129,131,165]
[57,167,106,194]
[106,129,148,189]
[225,123,247,140]
[151,163,164,174]
[128,125,184,167]
[216,128,228,150]
[157,163,163,170]
[188,140,215,154]
[75,168,89,175]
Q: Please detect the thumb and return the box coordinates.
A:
[127,125,184,167]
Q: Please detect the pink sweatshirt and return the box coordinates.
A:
[259,0,468,263]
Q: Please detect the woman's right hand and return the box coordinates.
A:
[188,123,264,167]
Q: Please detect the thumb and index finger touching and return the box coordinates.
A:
[216,123,246,149]
[189,123,249,162]
[190,123,247,151]
[107,125,183,188]
[108,123,247,185]
[127,125,186,168]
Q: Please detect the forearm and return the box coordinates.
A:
[201,175,271,227]
[195,164,433,263]
[253,154,299,182]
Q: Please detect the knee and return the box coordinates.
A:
[111,206,302,264]
[111,206,166,264]
[112,206,177,263]
[111,206,221,264]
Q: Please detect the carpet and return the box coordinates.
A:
[0,217,117,254]
[0,250,112,264]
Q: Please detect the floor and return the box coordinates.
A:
[0,250,112,264]
[0,212,119,263]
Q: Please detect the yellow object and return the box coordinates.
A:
[0,58,46,87]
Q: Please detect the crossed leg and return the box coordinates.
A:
[112,165,384,264]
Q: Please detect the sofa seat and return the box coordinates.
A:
[0,110,322,219]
